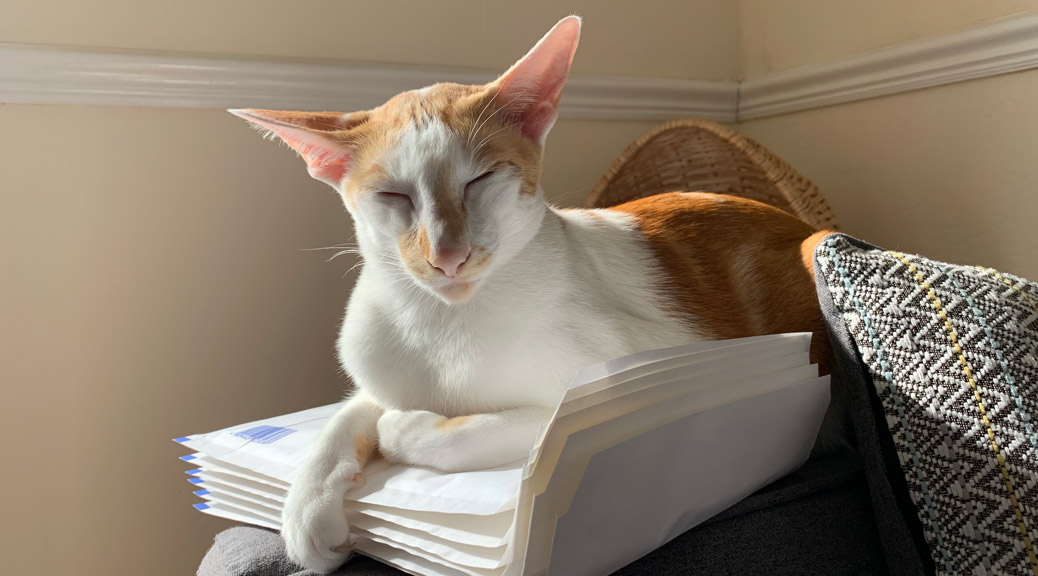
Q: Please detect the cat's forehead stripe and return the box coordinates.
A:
[376,83,486,131]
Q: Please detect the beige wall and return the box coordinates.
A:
[737,2,1038,281]
[738,0,1038,77]
[0,104,655,575]
[0,0,739,80]
[740,69,1038,282]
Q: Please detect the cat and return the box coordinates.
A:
[231,15,838,574]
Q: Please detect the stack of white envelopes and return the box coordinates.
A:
[177,333,830,576]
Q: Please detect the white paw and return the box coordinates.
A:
[377,409,439,465]
[281,472,361,574]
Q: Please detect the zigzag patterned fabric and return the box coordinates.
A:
[816,234,1038,576]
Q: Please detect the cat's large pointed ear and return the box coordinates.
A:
[229,109,363,187]
[493,15,581,145]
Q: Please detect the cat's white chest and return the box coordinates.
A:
[338,281,581,414]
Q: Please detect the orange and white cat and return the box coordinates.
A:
[233,16,836,574]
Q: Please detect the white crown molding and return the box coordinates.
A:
[3,14,1037,123]
[738,13,1038,121]
[0,42,737,122]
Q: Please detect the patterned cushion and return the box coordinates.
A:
[815,233,1038,576]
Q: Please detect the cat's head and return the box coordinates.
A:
[232,16,581,304]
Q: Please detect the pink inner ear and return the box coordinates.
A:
[285,134,351,185]
[306,160,348,184]
[286,135,350,183]
[496,16,581,143]
[231,109,352,186]
[514,102,559,143]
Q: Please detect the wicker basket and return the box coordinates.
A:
[585,119,839,231]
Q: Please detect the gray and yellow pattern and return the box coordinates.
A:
[816,234,1038,576]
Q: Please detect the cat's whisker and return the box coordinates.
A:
[326,249,361,263]
[468,91,500,148]
[300,244,360,252]
[474,125,511,155]
[343,260,366,278]
[481,92,525,129]
[550,185,594,207]
[470,94,513,148]
[470,93,525,151]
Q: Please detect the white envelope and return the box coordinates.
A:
[193,469,287,503]
[178,403,345,483]
[358,539,479,576]
[194,487,283,524]
[192,477,283,513]
[513,375,830,576]
[531,359,815,478]
[185,453,290,490]
[564,333,809,404]
[349,514,508,569]
[351,504,513,548]
[356,531,502,576]
[567,333,803,389]
[193,499,281,531]
[348,457,523,516]
[527,335,809,464]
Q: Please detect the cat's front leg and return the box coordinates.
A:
[282,393,382,574]
[377,406,553,472]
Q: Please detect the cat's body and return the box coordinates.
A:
[232,16,837,573]
[343,205,695,418]
[345,197,830,419]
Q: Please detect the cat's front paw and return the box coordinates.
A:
[281,473,360,574]
[377,409,442,465]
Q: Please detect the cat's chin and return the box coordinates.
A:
[433,281,480,304]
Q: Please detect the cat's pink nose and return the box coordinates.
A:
[429,247,470,279]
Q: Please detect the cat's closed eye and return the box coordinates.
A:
[465,171,495,200]
[378,192,414,209]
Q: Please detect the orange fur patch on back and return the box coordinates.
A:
[613,192,834,374]
[801,229,833,275]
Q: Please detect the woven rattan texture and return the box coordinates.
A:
[586,119,839,231]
